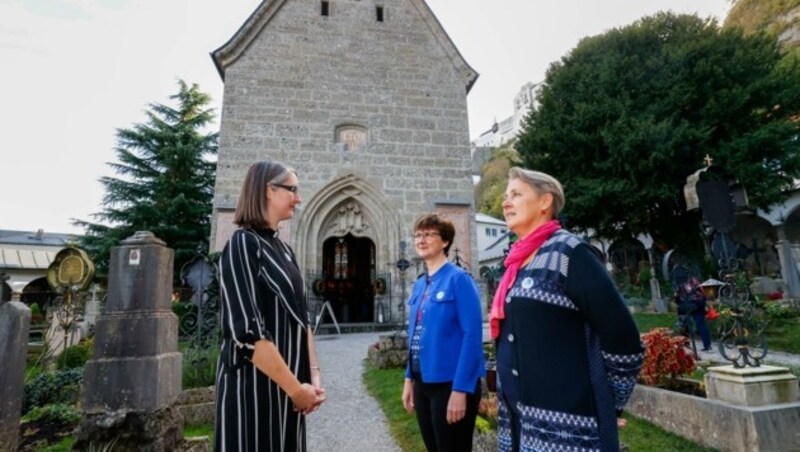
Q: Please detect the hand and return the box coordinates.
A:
[401,379,415,414]
[303,386,326,415]
[617,418,627,428]
[446,391,467,424]
[291,383,321,411]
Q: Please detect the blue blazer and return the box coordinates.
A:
[405,262,485,393]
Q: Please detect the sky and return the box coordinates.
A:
[0,0,732,235]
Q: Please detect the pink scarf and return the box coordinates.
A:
[489,220,561,339]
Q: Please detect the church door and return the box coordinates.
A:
[322,234,375,323]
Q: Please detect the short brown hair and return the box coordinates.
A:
[234,160,295,229]
[414,214,456,256]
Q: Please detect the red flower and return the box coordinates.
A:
[640,328,696,386]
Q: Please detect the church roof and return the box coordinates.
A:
[211,0,479,92]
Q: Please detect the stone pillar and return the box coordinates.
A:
[79,284,103,338]
[73,232,183,451]
[774,225,800,298]
[0,302,31,452]
[705,365,799,407]
[647,247,667,313]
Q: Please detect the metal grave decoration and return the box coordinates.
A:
[684,156,766,368]
[46,245,95,353]
[178,255,219,350]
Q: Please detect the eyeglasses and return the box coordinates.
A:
[413,232,441,241]
[271,183,299,194]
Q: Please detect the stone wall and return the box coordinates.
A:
[211,0,479,297]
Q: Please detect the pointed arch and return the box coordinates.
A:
[293,174,401,275]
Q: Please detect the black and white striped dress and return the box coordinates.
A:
[215,228,310,452]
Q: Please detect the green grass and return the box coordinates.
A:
[619,413,716,451]
[185,423,214,442]
[35,437,73,452]
[633,312,800,354]
[762,317,800,354]
[29,424,213,451]
[362,362,425,452]
[632,312,676,333]
[363,362,714,452]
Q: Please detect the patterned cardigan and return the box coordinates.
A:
[496,230,644,451]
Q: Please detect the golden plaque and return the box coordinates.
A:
[47,246,95,293]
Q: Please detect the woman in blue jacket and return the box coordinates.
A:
[401,214,485,452]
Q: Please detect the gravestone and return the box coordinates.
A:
[0,301,31,452]
[73,231,183,451]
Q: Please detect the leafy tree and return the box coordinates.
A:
[516,12,800,252]
[474,144,519,218]
[75,80,218,277]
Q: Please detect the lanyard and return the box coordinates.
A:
[415,276,432,323]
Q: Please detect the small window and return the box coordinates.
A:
[376,6,384,22]
[492,229,498,237]
[485,227,491,236]
[321,1,329,16]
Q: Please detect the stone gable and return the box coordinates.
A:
[211,0,481,321]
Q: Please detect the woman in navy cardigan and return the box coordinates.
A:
[490,167,643,451]
[401,214,485,452]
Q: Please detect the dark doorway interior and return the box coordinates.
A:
[322,234,375,322]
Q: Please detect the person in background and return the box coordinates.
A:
[215,160,325,452]
[401,214,485,452]
[680,277,712,352]
[490,167,644,451]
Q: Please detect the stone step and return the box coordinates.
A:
[315,322,402,335]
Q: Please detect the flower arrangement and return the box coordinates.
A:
[639,328,696,387]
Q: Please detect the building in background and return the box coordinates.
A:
[471,82,539,149]
[0,229,74,304]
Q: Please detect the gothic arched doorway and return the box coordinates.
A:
[322,234,375,323]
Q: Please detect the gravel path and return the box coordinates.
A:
[306,332,402,452]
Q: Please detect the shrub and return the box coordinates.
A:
[475,415,493,433]
[22,403,81,426]
[56,339,94,370]
[23,368,84,414]
[764,301,800,319]
[182,341,220,389]
[639,328,695,387]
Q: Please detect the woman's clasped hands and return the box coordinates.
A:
[291,383,326,414]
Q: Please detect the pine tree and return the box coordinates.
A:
[74,80,218,277]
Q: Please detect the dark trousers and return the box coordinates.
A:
[692,312,712,349]
[413,377,481,452]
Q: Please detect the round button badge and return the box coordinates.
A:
[521,277,534,289]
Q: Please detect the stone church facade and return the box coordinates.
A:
[210,0,479,323]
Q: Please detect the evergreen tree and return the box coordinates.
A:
[516,13,800,252]
[75,80,218,276]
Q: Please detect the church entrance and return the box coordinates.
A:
[321,234,375,323]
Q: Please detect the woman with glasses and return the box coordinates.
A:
[490,167,643,451]
[215,160,325,452]
[401,214,485,451]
